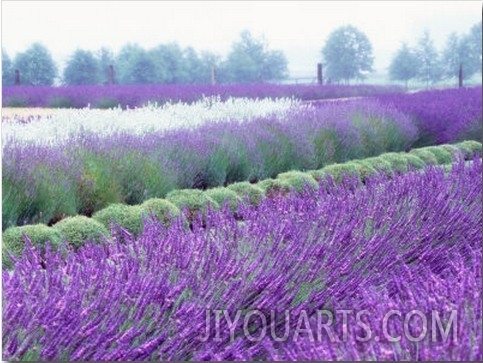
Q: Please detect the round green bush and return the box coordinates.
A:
[258,178,290,198]
[315,163,362,183]
[400,154,426,170]
[165,189,219,218]
[409,149,438,165]
[345,161,379,181]
[204,188,243,212]
[420,146,453,164]
[378,153,412,173]
[276,171,319,193]
[455,140,482,159]
[439,144,464,160]
[53,216,109,249]
[360,157,394,177]
[92,204,145,236]
[140,198,181,226]
[227,182,265,206]
[2,224,62,269]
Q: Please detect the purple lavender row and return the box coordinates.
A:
[375,86,482,146]
[3,98,419,228]
[2,84,404,108]
[3,160,481,361]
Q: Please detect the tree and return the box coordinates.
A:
[2,48,15,85]
[183,47,206,84]
[13,42,57,85]
[389,43,419,88]
[466,21,482,76]
[148,43,190,84]
[198,51,221,84]
[415,30,443,87]
[63,49,100,85]
[116,43,157,84]
[321,25,374,83]
[221,30,288,83]
[96,47,115,84]
[441,32,476,81]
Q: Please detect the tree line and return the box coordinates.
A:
[2,22,481,87]
[389,22,482,88]
[2,31,288,86]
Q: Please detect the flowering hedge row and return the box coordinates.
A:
[3,98,419,229]
[3,140,481,268]
[3,158,481,360]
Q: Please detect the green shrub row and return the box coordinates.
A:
[3,140,480,269]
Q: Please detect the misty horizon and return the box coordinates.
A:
[2,1,481,82]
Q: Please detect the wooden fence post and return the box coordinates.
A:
[317,63,323,85]
[458,63,463,88]
[211,65,216,85]
[108,65,115,85]
[14,69,20,85]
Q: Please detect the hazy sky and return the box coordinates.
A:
[1,1,481,78]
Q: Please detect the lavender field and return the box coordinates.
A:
[2,84,404,109]
[2,85,482,361]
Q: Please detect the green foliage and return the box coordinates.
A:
[47,96,76,108]
[442,33,476,81]
[77,155,123,216]
[312,127,344,167]
[227,182,265,206]
[198,148,231,189]
[92,204,145,236]
[94,98,120,109]
[420,146,454,164]
[250,121,299,180]
[454,140,482,159]
[166,189,219,218]
[13,42,58,86]
[96,47,116,84]
[140,198,181,227]
[2,48,14,85]
[439,144,464,160]
[220,30,288,83]
[116,43,157,85]
[53,216,108,249]
[5,165,78,228]
[113,152,176,205]
[415,31,443,87]
[346,161,380,181]
[389,43,419,88]
[351,112,415,156]
[258,178,290,198]
[204,188,243,212]
[277,171,319,193]
[401,154,426,169]
[148,43,190,84]
[378,153,411,173]
[63,49,101,85]
[2,177,26,230]
[321,25,374,83]
[357,157,395,177]
[2,224,62,269]
[409,149,438,165]
[315,163,362,183]
[3,97,29,107]
[467,21,482,76]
